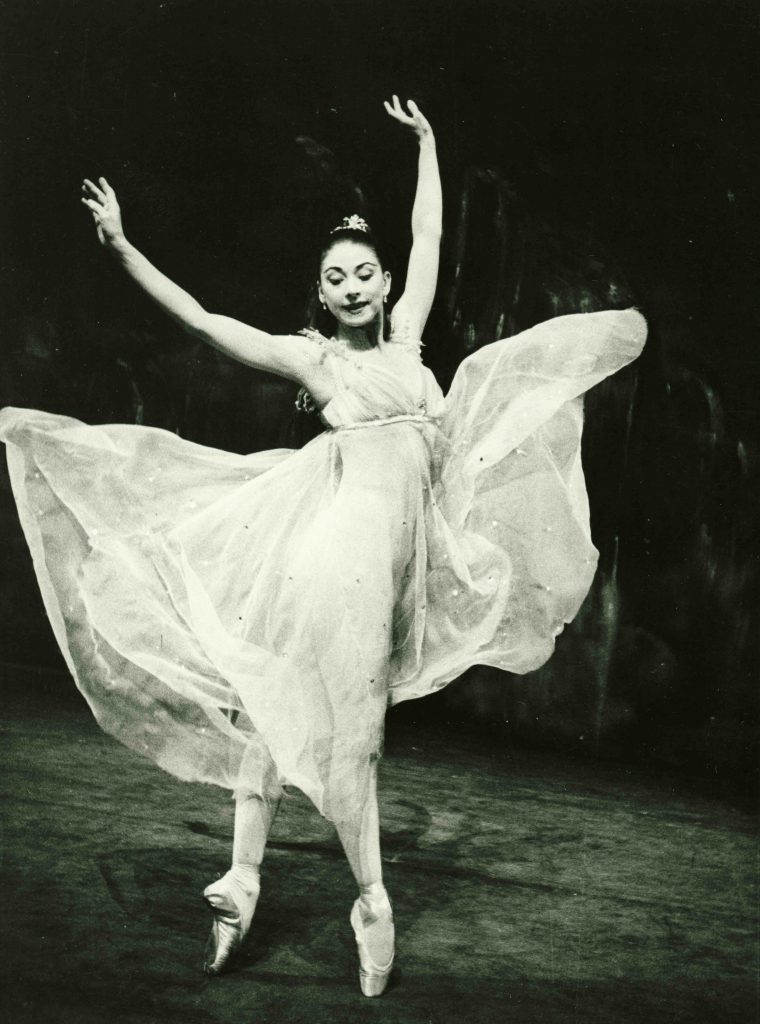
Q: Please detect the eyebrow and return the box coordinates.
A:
[322,261,378,274]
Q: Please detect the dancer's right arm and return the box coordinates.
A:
[81,177,327,389]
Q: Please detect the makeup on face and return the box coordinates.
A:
[319,242,389,328]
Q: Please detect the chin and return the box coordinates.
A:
[339,309,379,329]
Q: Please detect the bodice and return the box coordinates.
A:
[300,331,446,429]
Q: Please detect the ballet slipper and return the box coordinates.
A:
[202,867,260,976]
[350,885,395,997]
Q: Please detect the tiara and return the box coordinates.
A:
[330,214,370,234]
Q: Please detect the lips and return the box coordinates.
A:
[344,302,369,313]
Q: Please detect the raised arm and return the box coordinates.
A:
[80,177,326,390]
[383,98,442,341]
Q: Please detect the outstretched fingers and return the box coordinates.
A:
[384,95,431,136]
[81,196,102,214]
[391,94,406,117]
[82,178,106,203]
[406,99,431,132]
[80,175,123,247]
[98,176,116,200]
[384,94,413,125]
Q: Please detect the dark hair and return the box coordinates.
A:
[318,225,386,271]
[306,224,391,338]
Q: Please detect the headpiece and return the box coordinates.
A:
[330,214,370,234]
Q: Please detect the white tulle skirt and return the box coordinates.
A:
[0,309,646,821]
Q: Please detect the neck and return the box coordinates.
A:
[333,312,384,349]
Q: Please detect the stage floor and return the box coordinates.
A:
[0,665,756,1024]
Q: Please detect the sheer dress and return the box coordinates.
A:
[0,309,646,822]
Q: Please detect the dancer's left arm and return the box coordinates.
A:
[384,97,442,342]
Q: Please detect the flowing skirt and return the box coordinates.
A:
[0,309,646,820]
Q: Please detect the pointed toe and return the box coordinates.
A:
[202,870,260,976]
[350,889,395,997]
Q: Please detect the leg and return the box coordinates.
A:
[334,760,395,997]
[334,758,383,889]
[203,750,283,975]
[232,778,283,875]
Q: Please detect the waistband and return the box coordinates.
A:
[329,413,439,432]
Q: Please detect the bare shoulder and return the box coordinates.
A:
[264,331,333,381]
[272,331,328,362]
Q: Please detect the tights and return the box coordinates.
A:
[230,751,392,968]
[232,753,384,892]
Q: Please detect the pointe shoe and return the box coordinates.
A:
[350,887,395,997]
[202,868,260,976]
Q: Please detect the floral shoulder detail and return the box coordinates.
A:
[298,327,330,364]
[299,327,356,364]
[298,326,330,344]
[297,327,366,368]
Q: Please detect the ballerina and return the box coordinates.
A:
[0,96,646,996]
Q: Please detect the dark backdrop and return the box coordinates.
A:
[1,0,757,793]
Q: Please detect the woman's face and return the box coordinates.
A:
[318,240,391,330]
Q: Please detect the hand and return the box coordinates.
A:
[81,177,125,248]
[383,95,433,144]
